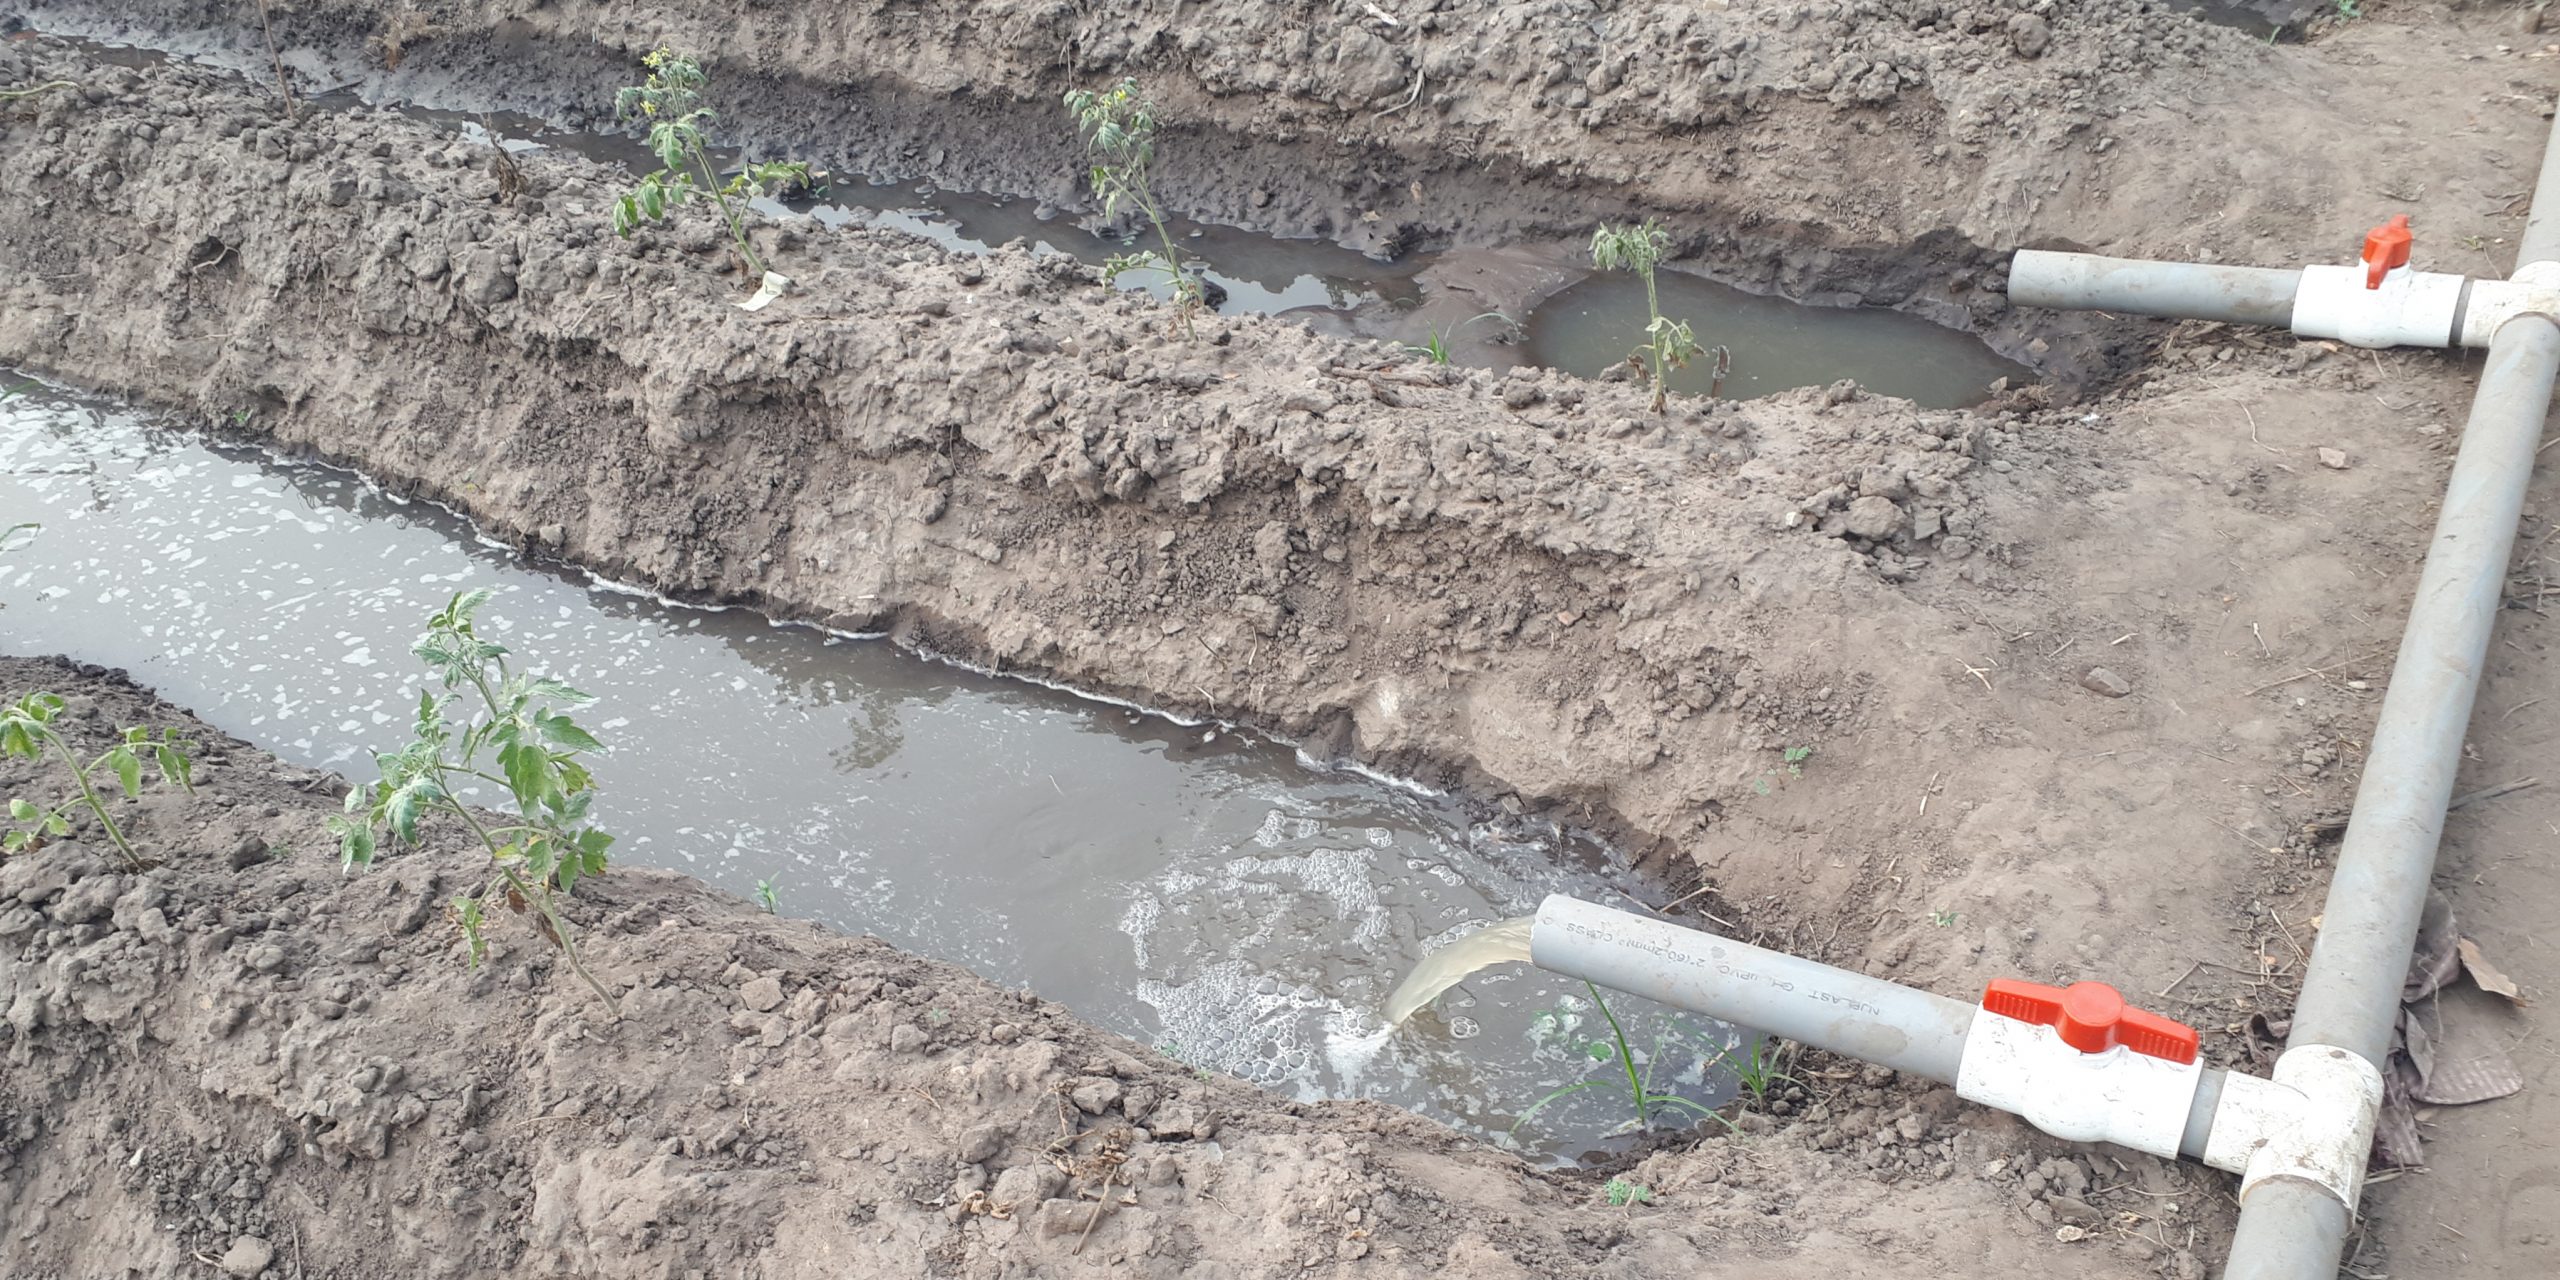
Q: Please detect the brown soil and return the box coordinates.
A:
[2,2,2556,1276]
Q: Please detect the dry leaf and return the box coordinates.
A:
[2458,937,2527,1004]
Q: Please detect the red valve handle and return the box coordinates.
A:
[2362,214,2413,290]
[1980,979,2200,1065]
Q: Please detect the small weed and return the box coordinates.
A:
[1603,1176,1654,1207]
[2334,0,2362,18]
[611,48,812,284]
[1590,219,1703,413]
[755,877,780,914]
[1404,310,1516,366]
[1511,982,1730,1138]
[328,589,622,1015]
[1749,744,1815,796]
[1065,77,1206,337]
[2,695,196,868]
[1710,1035,1798,1108]
[1409,325,1455,365]
[1929,908,1958,928]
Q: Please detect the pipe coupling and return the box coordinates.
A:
[2201,1044,2384,1211]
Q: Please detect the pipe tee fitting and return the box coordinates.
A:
[2202,1044,2385,1211]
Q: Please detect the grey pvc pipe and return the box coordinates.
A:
[2223,311,2560,1280]
[2007,251,2303,325]
[1529,894,1977,1085]
[2222,115,2560,1280]
[1531,896,2235,1157]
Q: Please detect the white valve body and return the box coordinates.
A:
[2290,263,2463,349]
[1953,1008,2204,1160]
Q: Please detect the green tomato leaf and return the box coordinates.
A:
[526,676,593,707]
[110,746,142,798]
[499,741,549,814]
[536,714,603,753]
[8,797,32,821]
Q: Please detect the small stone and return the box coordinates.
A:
[740,976,784,1013]
[1841,495,1905,540]
[956,1123,1006,1164]
[889,1023,929,1054]
[2046,1194,2106,1227]
[1036,1197,1100,1238]
[1069,1077,1124,1115]
[993,1163,1065,1207]
[221,1235,275,1277]
[2009,14,2052,59]
[2080,667,2133,698]
[535,522,566,549]
[1854,464,1910,502]
[2317,447,2350,470]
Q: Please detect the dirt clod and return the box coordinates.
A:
[220,1235,274,1277]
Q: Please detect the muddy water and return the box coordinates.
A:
[0,378,1741,1160]
[1525,271,2034,409]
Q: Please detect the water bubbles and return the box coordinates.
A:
[1447,1016,1482,1040]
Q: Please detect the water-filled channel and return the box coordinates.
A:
[0,377,1746,1161]
[59,32,2033,410]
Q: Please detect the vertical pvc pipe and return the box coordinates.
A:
[2220,112,2560,1273]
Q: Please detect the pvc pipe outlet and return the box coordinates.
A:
[2009,248,2560,351]
[1526,896,2240,1161]
[2007,251,2302,326]
[1529,894,1976,1083]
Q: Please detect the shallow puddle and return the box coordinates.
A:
[1525,271,2034,409]
[0,377,1743,1161]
